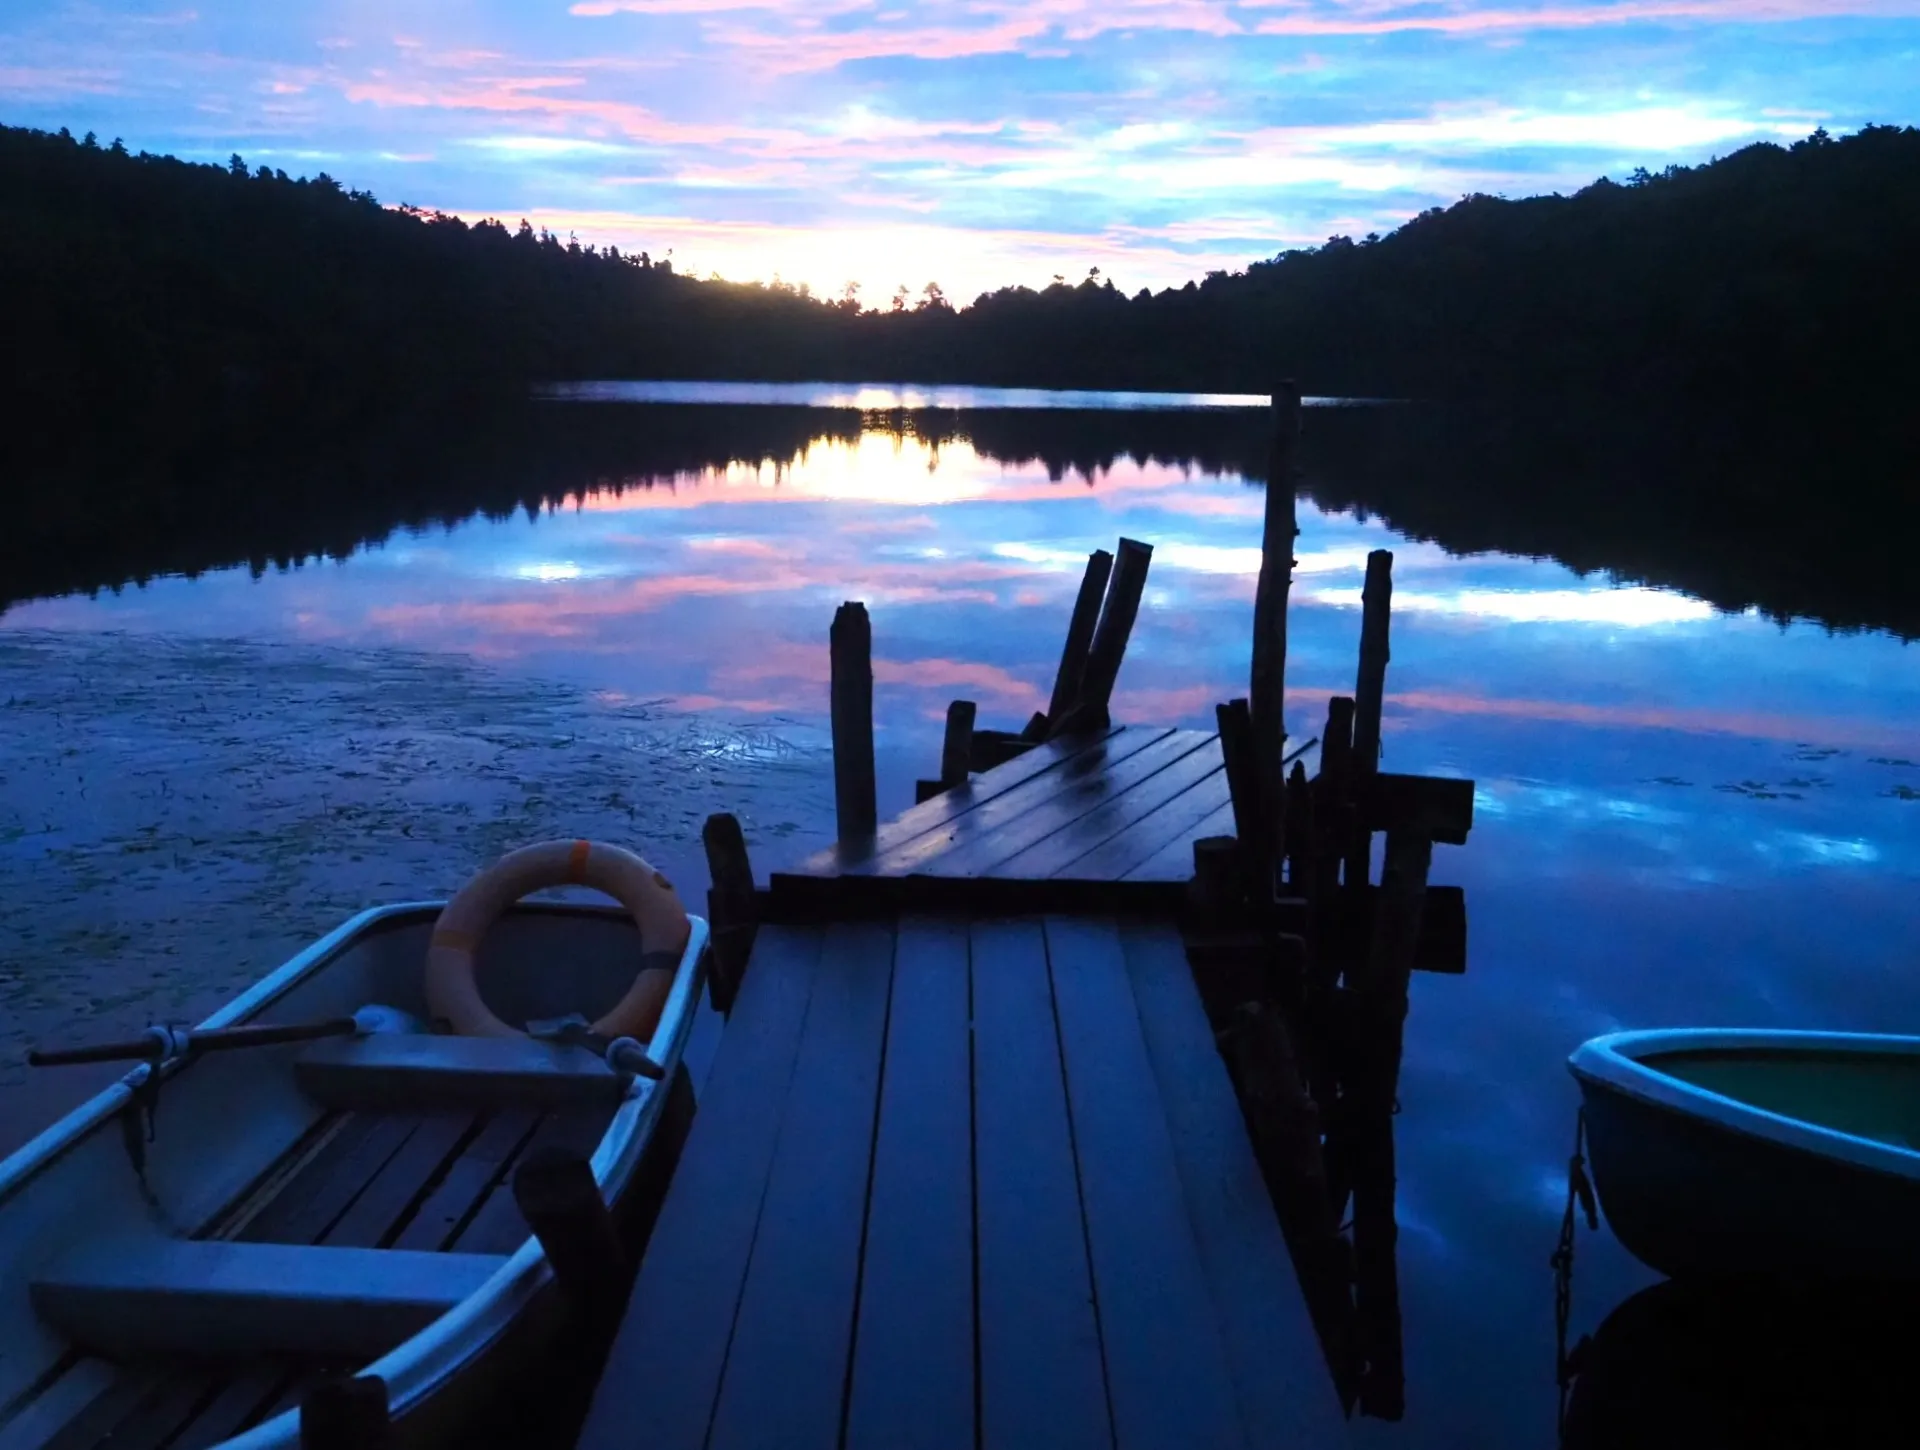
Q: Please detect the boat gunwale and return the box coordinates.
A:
[1569,1027,1920,1185]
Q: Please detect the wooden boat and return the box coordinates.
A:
[0,840,708,1450]
[1568,1028,1920,1282]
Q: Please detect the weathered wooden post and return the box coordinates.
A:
[1219,1002,1360,1408]
[701,812,756,1016]
[1345,828,1430,1421]
[1283,758,1313,892]
[1046,549,1114,725]
[1344,551,1394,886]
[1251,383,1302,878]
[1214,698,1266,899]
[830,601,877,843]
[300,1376,390,1449]
[1060,537,1152,731]
[512,1147,628,1338]
[940,699,975,788]
[1316,696,1356,904]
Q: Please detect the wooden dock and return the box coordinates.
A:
[775,725,1319,912]
[569,388,1474,1448]
[576,914,1343,1450]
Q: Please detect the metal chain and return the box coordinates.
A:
[1551,1106,1598,1443]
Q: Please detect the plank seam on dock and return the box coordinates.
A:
[834,920,900,1450]
[698,957,828,1446]
[937,729,1218,880]
[1039,917,1122,1447]
[966,922,984,1450]
[1037,748,1226,880]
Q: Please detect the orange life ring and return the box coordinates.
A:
[425,839,692,1040]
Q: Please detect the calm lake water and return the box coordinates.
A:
[4,389,1918,1444]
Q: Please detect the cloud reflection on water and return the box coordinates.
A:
[4,413,1917,1446]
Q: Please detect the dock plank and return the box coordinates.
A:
[931,728,1216,879]
[790,726,1123,876]
[844,918,974,1450]
[574,926,827,1450]
[1044,916,1247,1449]
[1067,769,1232,882]
[995,733,1224,880]
[1120,922,1347,1446]
[970,919,1112,1450]
[707,921,896,1450]
[867,727,1177,878]
[1123,798,1237,881]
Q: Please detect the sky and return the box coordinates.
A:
[4,2,1918,301]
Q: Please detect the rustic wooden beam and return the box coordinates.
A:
[1046,548,1114,724]
[1189,834,1245,917]
[512,1147,628,1338]
[830,601,877,844]
[968,728,1037,771]
[1059,537,1152,731]
[701,812,756,1016]
[1214,698,1268,899]
[940,699,976,788]
[1283,758,1314,892]
[1344,829,1429,1421]
[1316,695,1356,901]
[1250,384,1301,865]
[1218,1002,1360,1409]
[1344,551,1394,886]
[1317,885,1466,975]
[1358,773,1475,845]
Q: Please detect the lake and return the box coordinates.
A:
[3,388,1917,1445]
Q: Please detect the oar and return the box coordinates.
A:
[28,1005,416,1068]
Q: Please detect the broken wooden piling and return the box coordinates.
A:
[1060,536,1152,732]
[1047,548,1114,725]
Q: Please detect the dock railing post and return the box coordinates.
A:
[1344,550,1393,886]
[701,812,756,1016]
[940,699,976,789]
[512,1147,628,1339]
[1214,698,1267,900]
[1251,383,1301,881]
[1057,537,1152,733]
[1316,696,1356,904]
[831,601,878,844]
[1046,549,1114,726]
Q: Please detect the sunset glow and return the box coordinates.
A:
[3,2,1908,299]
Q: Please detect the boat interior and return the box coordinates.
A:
[0,903,674,1450]
[1649,1044,1920,1152]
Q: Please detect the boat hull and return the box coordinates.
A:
[1571,1029,1920,1284]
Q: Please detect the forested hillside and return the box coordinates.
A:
[6,120,1918,424]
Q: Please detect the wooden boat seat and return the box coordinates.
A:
[295,1033,630,1111]
[30,1239,510,1361]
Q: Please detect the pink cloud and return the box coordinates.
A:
[1247,0,1920,37]
[0,65,122,97]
